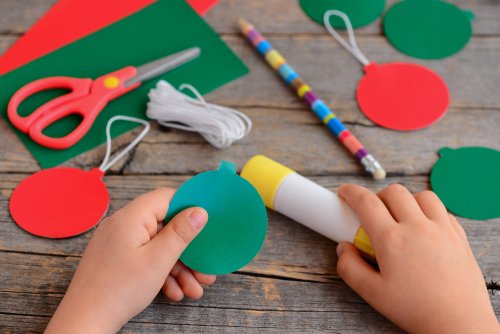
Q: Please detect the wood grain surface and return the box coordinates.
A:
[0,0,499,333]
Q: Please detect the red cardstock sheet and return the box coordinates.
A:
[0,0,220,75]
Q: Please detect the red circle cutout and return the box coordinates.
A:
[9,167,109,238]
[356,62,449,131]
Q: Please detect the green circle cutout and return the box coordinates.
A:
[384,0,474,59]
[430,147,500,221]
[299,0,386,29]
[165,161,268,275]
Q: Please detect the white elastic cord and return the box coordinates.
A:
[146,80,252,149]
[98,115,150,172]
[323,10,370,66]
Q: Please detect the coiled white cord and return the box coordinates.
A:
[146,80,252,149]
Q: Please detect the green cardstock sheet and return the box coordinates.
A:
[165,161,268,275]
[430,147,500,220]
[299,0,386,29]
[0,0,248,168]
[383,0,474,59]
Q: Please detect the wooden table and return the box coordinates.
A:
[1,0,499,332]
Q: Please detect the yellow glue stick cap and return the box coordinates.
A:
[241,155,294,209]
[354,227,375,258]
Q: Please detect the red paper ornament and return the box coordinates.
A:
[357,62,449,130]
[10,168,109,238]
[9,116,150,238]
[324,10,450,131]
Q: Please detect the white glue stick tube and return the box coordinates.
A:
[241,155,374,257]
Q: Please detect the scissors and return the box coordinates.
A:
[8,47,201,149]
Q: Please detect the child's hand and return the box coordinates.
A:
[46,188,215,334]
[336,184,499,334]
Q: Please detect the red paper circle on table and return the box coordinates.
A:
[9,167,109,238]
[356,62,449,131]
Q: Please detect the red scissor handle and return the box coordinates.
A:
[7,66,139,150]
[8,77,92,133]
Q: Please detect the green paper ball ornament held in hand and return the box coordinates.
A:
[165,161,268,275]
[384,0,474,59]
[431,147,500,221]
[299,0,386,29]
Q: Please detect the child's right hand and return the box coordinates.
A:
[336,184,499,334]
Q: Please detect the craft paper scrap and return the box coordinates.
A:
[299,0,386,28]
[0,0,249,169]
[431,147,500,220]
[384,0,474,59]
[165,161,268,275]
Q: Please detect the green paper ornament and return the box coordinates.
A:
[384,0,474,59]
[430,147,500,220]
[165,161,268,275]
[299,0,386,29]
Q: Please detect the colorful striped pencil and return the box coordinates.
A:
[238,18,386,180]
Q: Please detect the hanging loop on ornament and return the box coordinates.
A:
[147,80,252,149]
[323,10,370,66]
[99,115,150,172]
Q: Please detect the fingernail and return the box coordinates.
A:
[336,243,344,257]
[188,208,208,230]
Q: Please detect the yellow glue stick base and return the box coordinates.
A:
[240,155,293,209]
[354,227,375,258]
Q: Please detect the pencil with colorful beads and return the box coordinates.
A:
[238,18,386,180]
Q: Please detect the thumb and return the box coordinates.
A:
[148,207,208,272]
[336,242,382,306]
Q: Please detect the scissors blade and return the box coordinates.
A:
[124,47,201,87]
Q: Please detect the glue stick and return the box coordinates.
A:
[241,155,374,257]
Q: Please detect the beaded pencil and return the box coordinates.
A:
[238,18,386,180]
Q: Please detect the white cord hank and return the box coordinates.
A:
[147,80,252,149]
[99,115,151,172]
[323,10,370,66]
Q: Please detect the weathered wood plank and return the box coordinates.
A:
[1,289,499,333]
[0,314,49,334]
[0,0,498,37]
[0,33,498,175]
[1,174,499,284]
[0,35,16,56]
[0,269,381,316]
[125,106,500,176]
[0,313,392,334]
[0,276,404,333]
[208,36,500,110]
[0,0,56,34]
[0,27,498,176]
[2,103,499,175]
[1,257,498,333]
[0,35,498,111]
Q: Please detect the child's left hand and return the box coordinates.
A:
[46,188,215,334]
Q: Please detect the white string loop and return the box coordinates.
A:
[146,80,252,149]
[99,115,150,172]
[323,10,370,66]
